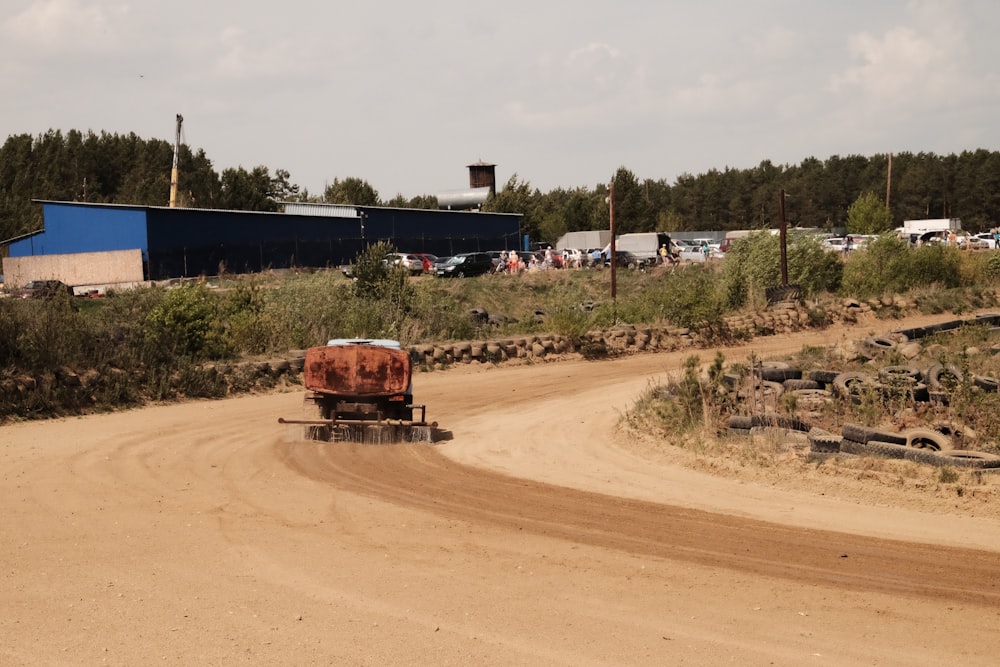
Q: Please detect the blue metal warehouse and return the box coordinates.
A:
[7,201,523,280]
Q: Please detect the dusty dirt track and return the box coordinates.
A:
[4,318,1000,665]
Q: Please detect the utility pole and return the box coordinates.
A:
[886,152,892,208]
[779,189,788,286]
[609,179,617,301]
[169,114,183,208]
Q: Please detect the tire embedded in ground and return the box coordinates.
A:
[934,449,1000,469]
[749,414,811,432]
[903,427,951,451]
[862,335,897,357]
[841,422,907,446]
[878,365,922,383]
[783,378,822,391]
[926,363,964,391]
[807,427,841,453]
[833,371,879,404]
[861,440,909,459]
[790,388,833,412]
[727,415,753,430]
[754,361,802,382]
[973,375,1000,392]
[807,369,841,385]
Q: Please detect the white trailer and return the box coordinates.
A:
[902,218,961,234]
[900,218,962,244]
[555,230,612,251]
[604,232,676,262]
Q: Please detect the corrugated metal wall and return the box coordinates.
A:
[6,202,522,280]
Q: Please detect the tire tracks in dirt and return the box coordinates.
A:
[279,440,1000,607]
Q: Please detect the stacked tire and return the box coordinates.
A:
[838,422,1000,469]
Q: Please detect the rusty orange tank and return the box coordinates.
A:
[280,339,436,443]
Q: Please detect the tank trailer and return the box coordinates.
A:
[279,339,436,443]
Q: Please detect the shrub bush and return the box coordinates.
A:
[721,232,842,308]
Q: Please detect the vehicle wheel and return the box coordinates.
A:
[903,427,950,451]
[457,271,465,278]
[303,397,328,441]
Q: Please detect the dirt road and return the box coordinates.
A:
[3,318,1000,665]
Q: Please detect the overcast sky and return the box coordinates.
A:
[3,1,999,200]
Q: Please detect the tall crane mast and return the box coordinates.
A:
[169,114,183,207]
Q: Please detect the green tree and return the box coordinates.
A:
[846,191,894,234]
[323,177,380,206]
[218,166,282,211]
[610,167,653,234]
[483,173,540,241]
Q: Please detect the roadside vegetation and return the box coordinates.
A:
[623,319,1000,505]
[2,234,1000,421]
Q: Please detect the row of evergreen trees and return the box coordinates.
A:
[3,128,1000,246]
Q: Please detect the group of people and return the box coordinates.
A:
[494,240,714,274]
[496,248,594,273]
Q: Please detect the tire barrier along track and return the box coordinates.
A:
[727,414,811,432]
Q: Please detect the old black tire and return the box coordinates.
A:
[926,363,964,390]
[935,449,1000,469]
[903,427,950,451]
[750,414,811,432]
[755,361,802,382]
[904,447,943,466]
[841,423,907,446]
[783,378,821,391]
[839,439,867,455]
[833,372,878,403]
[807,369,841,385]
[303,397,329,441]
[863,440,909,459]
[974,376,1000,392]
[892,326,928,341]
[808,428,841,453]
[879,365,922,383]
[727,415,753,430]
[862,336,897,356]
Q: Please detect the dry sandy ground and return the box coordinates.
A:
[4,315,1000,666]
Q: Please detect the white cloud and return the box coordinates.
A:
[502,41,644,131]
[828,2,973,107]
[3,0,126,53]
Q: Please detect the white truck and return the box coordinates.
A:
[555,230,612,252]
[900,218,962,245]
[602,232,677,265]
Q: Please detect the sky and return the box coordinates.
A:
[3,1,1000,201]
